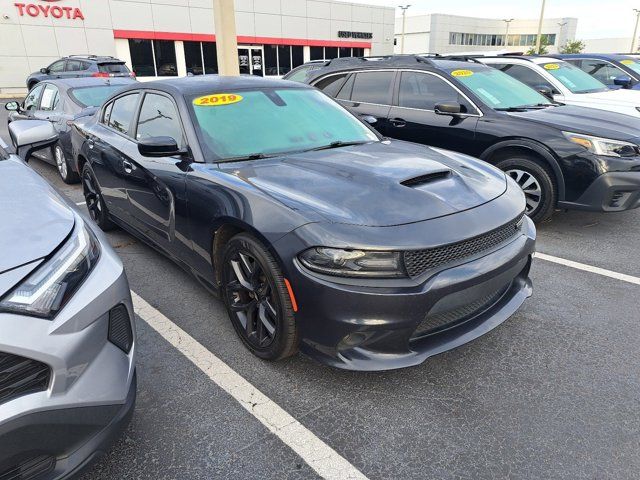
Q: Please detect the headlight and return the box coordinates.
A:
[562,131,639,157]
[298,248,404,278]
[0,217,100,318]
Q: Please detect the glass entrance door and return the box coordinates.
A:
[238,46,264,76]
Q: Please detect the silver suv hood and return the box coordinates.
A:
[0,156,74,275]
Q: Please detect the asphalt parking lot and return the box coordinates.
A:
[2,102,639,480]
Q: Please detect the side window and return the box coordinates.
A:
[66,60,82,72]
[287,65,313,82]
[80,61,92,71]
[107,93,140,136]
[336,74,355,100]
[40,84,60,111]
[493,63,558,94]
[102,102,114,125]
[398,72,473,111]
[48,60,66,73]
[579,60,623,86]
[314,74,348,97]
[350,71,394,104]
[135,93,184,147]
[24,83,45,111]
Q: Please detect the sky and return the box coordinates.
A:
[336,0,639,39]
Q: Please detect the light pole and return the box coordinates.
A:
[631,9,640,52]
[399,5,411,54]
[502,18,514,47]
[213,0,240,76]
[534,0,546,54]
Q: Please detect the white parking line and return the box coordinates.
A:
[536,252,640,286]
[131,291,369,480]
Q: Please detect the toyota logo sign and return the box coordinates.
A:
[14,0,85,20]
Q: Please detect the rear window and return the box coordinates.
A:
[99,63,130,74]
[69,85,130,107]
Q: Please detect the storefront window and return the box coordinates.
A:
[325,47,338,60]
[154,40,178,76]
[310,46,324,61]
[203,42,218,74]
[353,48,364,57]
[129,39,155,77]
[264,45,278,76]
[184,41,204,75]
[338,47,351,58]
[292,46,304,68]
[278,45,291,75]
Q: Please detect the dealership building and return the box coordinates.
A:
[0,0,395,94]
[395,14,578,55]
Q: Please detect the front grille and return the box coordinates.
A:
[412,285,509,339]
[0,353,50,406]
[108,304,133,353]
[0,455,55,480]
[403,213,524,278]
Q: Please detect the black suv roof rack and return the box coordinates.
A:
[66,55,119,60]
[323,54,440,69]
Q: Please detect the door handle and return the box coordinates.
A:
[389,118,406,128]
[122,160,133,174]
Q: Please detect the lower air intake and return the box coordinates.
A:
[108,304,133,353]
[0,353,50,406]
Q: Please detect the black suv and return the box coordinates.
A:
[297,56,640,222]
[26,55,134,90]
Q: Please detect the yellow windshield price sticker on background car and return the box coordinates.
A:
[451,69,474,77]
[543,63,560,70]
[193,93,243,106]
[621,59,635,65]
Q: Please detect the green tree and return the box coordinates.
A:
[526,36,551,55]
[559,39,586,54]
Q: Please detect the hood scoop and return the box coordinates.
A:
[401,170,452,188]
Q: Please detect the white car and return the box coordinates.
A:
[478,56,640,118]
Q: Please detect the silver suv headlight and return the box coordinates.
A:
[0,216,100,318]
[562,131,639,157]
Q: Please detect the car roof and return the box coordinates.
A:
[552,53,634,61]
[114,74,312,96]
[39,77,137,89]
[64,55,124,63]
[478,56,562,65]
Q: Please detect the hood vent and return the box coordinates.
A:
[401,170,452,188]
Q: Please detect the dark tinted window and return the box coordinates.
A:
[66,59,82,71]
[493,63,557,93]
[339,47,351,58]
[136,93,183,147]
[107,93,139,135]
[398,72,470,111]
[129,39,155,76]
[315,74,348,97]
[40,84,60,111]
[154,40,178,76]
[203,42,218,74]
[102,102,113,124]
[337,74,355,100]
[351,71,394,104]
[24,83,44,110]
[292,46,304,68]
[353,48,365,57]
[184,41,204,75]
[325,47,338,60]
[99,63,130,74]
[264,45,278,76]
[310,47,324,61]
[49,60,65,73]
[278,45,291,75]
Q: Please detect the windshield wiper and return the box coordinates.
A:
[308,140,371,152]
[495,103,555,112]
[218,153,274,163]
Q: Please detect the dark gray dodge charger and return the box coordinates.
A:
[72,75,536,370]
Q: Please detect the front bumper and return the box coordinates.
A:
[280,214,536,371]
[559,171,640,212]
[0,225,136,478]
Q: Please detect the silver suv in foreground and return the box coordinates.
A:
[0,122,136,479]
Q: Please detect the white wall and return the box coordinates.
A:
[583,38,633,54]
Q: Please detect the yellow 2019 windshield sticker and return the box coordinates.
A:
[193,93,243,106]
[451,69,474,77]
[543,63,560,70]
[621,59,635,65]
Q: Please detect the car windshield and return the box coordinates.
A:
[98,63,130,74]
[450,68,552,110]
[189,88,378,161]
[539,61,608,93]
[620,58,640,75]
[69,85,128,107]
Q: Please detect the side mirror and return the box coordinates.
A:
[8,120,58,161]
[4,101,19,112]
[613,75,633,88]
[535,85,554,100]
[434,103,462,116]
[40,67,48,74]
[138,136,184,157]
[361,115,377,125]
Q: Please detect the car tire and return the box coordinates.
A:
[54,142,80,184]
[81,163,115,231]
[220,233,298,361]
[495,156,556,223]
[27,81,38,90]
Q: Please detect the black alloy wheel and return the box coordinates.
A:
[221,233,298,360]
[496,156,557,223]
[81,164,115,231]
